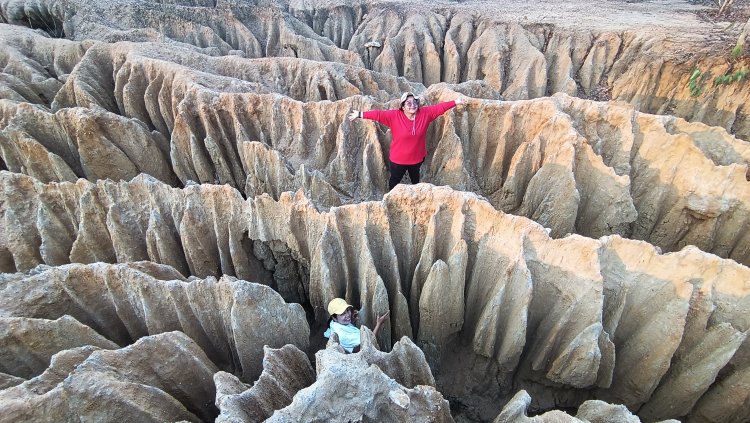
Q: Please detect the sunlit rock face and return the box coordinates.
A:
[1,178,748,421]
[1,0,750,422]
[3,25,750,263]
[260,329,451,422]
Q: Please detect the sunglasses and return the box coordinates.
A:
[404,99,419,107]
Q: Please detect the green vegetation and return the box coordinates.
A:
[713,66,748,86]
[689,63,747,97]
[731,43,744,59]
[689,68,705,97]
[687,18,748,97]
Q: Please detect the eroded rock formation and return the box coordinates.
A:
[3,22,750,265]
[2,0,747,137]
[1,174,748,421]
[4,79,750,266]
[492,390,647,423]
[0,315,118,379]
[214,344,316,422]
[0,332,219,423]
[266,328,451,422]
[2,0,750,422]
[0,261,310,380]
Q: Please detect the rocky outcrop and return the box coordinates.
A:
[1,173,747,421]
[0,373,24,390]
[268,329,452,422]
[0,346,104,405]
[0,316,118,379]
[0,332,219,423]
[214,327,443,422]
[5,84,750,266]
[4,24,750,262]
[0,173,320,307]
[0,262,310,381]
[214,344,316,423]
[492,390,647,423]
[327,325,437,389]
[0,27,414,191]
[3,20,750,268]
[2,0,746,139]
[2,0,750,421]
[240,140,343,209]
[0,25,89,106]
[0,100,176,184]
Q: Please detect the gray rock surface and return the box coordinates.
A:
[0,332,218,423]
[1,0,750,421]
[268,329,452,422]
[0,174,748,421]
[0,262,309,381]
[0,315,118,379]
[214,344,315,422]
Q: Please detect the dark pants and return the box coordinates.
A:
[389,160,423,191]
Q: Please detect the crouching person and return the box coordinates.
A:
[324,298,390,353]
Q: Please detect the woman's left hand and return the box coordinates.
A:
[455,96,466,106]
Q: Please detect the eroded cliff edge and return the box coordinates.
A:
[1,176,749,421]
[1,0,750,421]
[2,22,750,266]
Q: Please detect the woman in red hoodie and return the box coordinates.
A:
[348,92,466,191]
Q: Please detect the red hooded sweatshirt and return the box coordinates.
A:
[363,100,457,165]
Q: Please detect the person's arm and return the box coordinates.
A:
[348,108,398,126]
[371,311,390,338]
[347,110,365,121]
[421,96,467,121]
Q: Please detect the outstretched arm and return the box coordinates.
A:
[421,96,469,121]
[348,110,364,121]
[349,109,400,126]
[372,311,390,338]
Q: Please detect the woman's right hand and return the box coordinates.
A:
[376,311,390,326]
[347,110,360,121]
[371,310,390,339]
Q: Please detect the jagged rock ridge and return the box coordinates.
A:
[2,0,750,421]
[0,332,220,422]
[1,175,748,421]
[0,261,310,381]
[4,80,750,266]
[0,261,311,422]
[1,0,746,137]
[2,22,750,264]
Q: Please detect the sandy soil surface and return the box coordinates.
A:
[307,0,746,44]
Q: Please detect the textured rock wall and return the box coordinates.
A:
[266,328,451,422]
[5,79,750,266]
[0,261,311,421]
[2,0,750,421]
[3,18,750,264]
[2,0,745,138]
[3,8,749,267]
[0,332,220,422]
[0,261,310,380]
[1,173,747,420]
[214,345,316,422]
